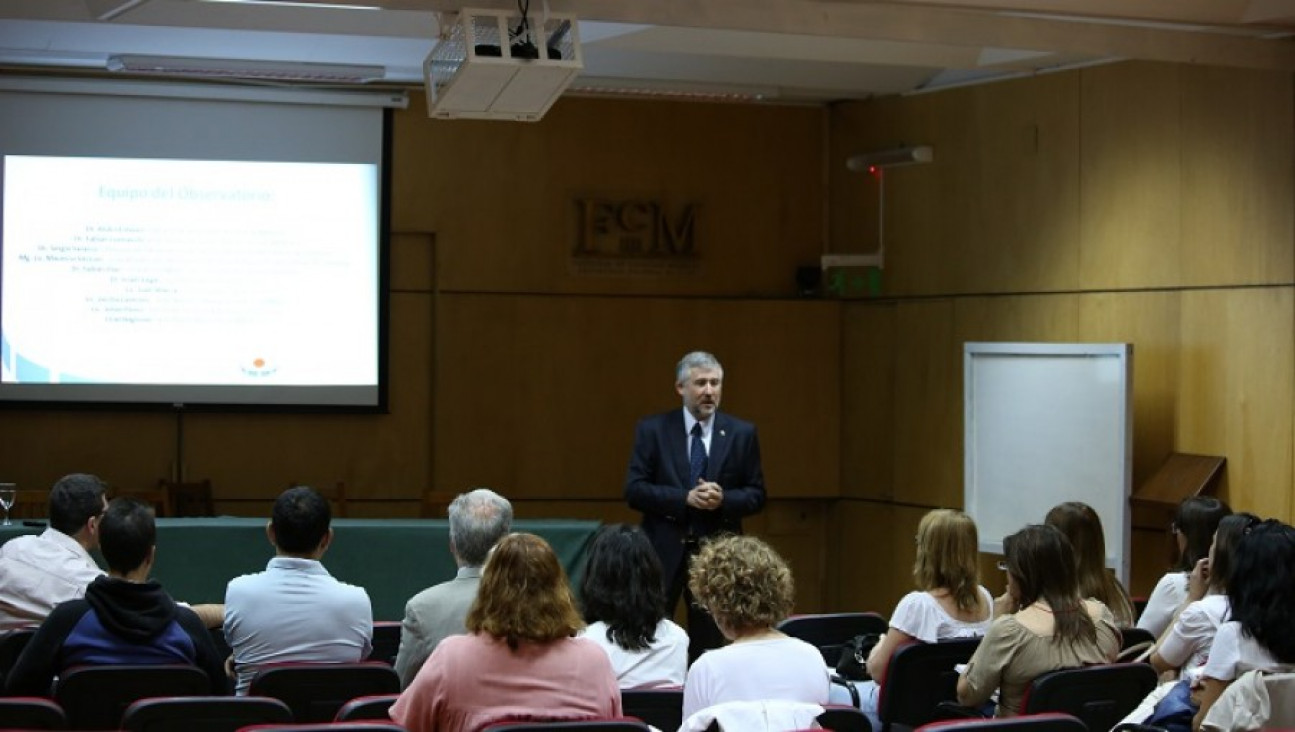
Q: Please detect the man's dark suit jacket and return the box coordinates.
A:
[624,408,766,581]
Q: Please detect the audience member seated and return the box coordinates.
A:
[390,532,621,732]
[681,534,829,722]
[1043,501,1136,627]
[1190,519,1295,731]
[394,488,512,688]
[858,508,993,728]
[1119,512,1257,731]
[956,523,1119,717]
[1138,497,1231,637]
[4,498,227,695]
[0,474,108,634]
[224,485,373,695]
[577,523,687,689]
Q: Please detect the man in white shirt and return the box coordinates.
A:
[223,485,373,695]
[0,474,107,634]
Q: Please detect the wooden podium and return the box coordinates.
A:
[1130,453,1225,530]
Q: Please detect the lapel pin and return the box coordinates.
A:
[720,430,726,437]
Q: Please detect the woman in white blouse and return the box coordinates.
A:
[857,509,994,728]
[1138,497,1230,636]
[577,524,688,689]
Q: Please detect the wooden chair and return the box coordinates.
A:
[776,612,889,666]
[122,696,293,732]
[0,697,68,730]
[248,662,400,723]
[54,664,211,730]
[159,478,216,517]
[290,481,348,518]
[10,489,49,520]
[116,487,174,518]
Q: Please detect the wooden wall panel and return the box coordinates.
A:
[1176,288,1294,520]
[892,300,961,507]
[1179,66,1294,286]
[1078,292,1181,490]
[841,302,896,500]
[830,74,1081,297]
[0,412,172,495]
[394,96,825,298]
[830,501,927,615]
[184,291,434,501]
[433,295,841,502]
[1079,63,1183,290]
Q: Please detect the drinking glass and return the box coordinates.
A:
[0,483,16,526]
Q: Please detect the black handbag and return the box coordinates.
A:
[834,632,882,681]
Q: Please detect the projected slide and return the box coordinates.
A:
[2,155,379,388]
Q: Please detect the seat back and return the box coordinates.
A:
[1021,663,1158,732]
[484,720,651,731]
[367,621,400,666]
[248,662,401,723]
[0,697,68,730]
[877,638,981,732]
[55,664,211,730]
[619,687,683,732]
[238,724,407,732]
[334,694,399,722]
[817,704,871,732]
[915,712,1087,732]
[0,628,35,687]
[122,696,293,732]
[775,612,888,665]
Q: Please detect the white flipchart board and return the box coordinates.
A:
[964,342,1133,585]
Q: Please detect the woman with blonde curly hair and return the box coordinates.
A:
[857,509,993,727]
[390,533,620,732]
[682,534,830,720]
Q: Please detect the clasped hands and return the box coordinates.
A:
[687,480,723,511]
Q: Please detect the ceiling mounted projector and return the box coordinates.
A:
[424,8,583,121]
[846,145,934,171]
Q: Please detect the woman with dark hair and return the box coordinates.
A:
[956,524,1120,717]
[390,533,620,732]
[577,524,687,689]
[1118,512,1259,729]
[1044,501,1136,627]
[1192,519,1295,731]
[1139,497,1232,636]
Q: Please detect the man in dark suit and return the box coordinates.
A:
[625,350,766,662]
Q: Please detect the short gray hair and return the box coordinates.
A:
[675,351,723,384]
[448,488,513,567]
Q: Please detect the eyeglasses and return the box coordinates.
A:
[996,560,1009,571]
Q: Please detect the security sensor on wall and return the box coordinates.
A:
[845,145,933,172]
[826,144,934,276]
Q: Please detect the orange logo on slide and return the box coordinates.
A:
[241,356,277,378]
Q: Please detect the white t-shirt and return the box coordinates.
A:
[683,636,830,720]
[1199,620,1294,682]
[889,587,994,643]
[578,618,688,689]
[1137,571,1188,637]
[1157,594,1229,684]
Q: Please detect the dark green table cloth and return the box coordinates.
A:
[0,518,600,620]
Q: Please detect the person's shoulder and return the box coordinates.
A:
[715,412,756,431]
[658,618,689,641]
